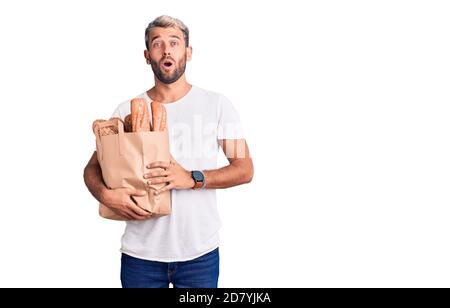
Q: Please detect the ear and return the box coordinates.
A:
[186,46,193,62]
[144,49,150,64]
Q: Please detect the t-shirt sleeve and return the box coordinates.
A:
[217,95,245,140]
[111,100,132,121]
[110,105,122,119]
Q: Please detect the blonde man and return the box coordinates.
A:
[84,15,253,288]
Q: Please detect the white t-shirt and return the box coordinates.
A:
[110,85,244,262]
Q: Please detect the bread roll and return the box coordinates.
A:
[92,119,106,134]
[92,118,122,136]
[124,114,132,132]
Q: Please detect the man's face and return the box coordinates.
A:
[145,27,192,84]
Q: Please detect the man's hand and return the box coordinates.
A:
[144,156,195,195]
[101,187,152,220]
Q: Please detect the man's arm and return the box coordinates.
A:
[146,139,253,194]
[83,151,151,220]
[203,139,253,189]
[83,151,108,203]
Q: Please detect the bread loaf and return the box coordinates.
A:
[151,101,167,131]
[131,98,151,132]
[107,99,167,134]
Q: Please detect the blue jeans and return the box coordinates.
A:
[120,248,220,288]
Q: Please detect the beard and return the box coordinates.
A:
[150,55,187,84]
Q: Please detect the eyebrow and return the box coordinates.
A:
[151,35,182,43]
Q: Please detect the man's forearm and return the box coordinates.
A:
[83,163,108,203]
[203,159,253,189]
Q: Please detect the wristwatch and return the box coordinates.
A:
[191,170,205,190]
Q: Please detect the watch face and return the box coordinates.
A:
[192,171,204,182]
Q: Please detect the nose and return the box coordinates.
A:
[163,46,171,56]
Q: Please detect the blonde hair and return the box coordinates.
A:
[145,15,189,49]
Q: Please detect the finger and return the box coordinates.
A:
[135,212,152,220]
[147,161,170,169]
[146,167,166,172]
[120,212,134,220]
[118,208,135,220]
[130,207,152,218]
[126,187,147,196]
[144,170,170,179]
[124,209,143,220]
[125,208,149,220]
[154,183,174,195]
[128,203,152,217]
[111,208,132,221]
[147,176,173,185]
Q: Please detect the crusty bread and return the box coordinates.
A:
[131,98,151,132]
[108,99,167,134]
[92,117,122,136]
[151,101,167,131]
[124,114,132,132]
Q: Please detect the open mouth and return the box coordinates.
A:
[162,60,174,68]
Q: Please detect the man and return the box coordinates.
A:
[83,15,253,288]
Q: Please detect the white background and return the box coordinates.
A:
[0,0,449,287]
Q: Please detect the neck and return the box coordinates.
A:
[147,75,192,104]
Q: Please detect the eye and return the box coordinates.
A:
[152,42,161,48]
[170,41,178,47]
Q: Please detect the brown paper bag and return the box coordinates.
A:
[94,118,171,220]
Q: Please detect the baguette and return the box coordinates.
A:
[131,98,151,132]
[160,103,167,131]
[151,101,167,131]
